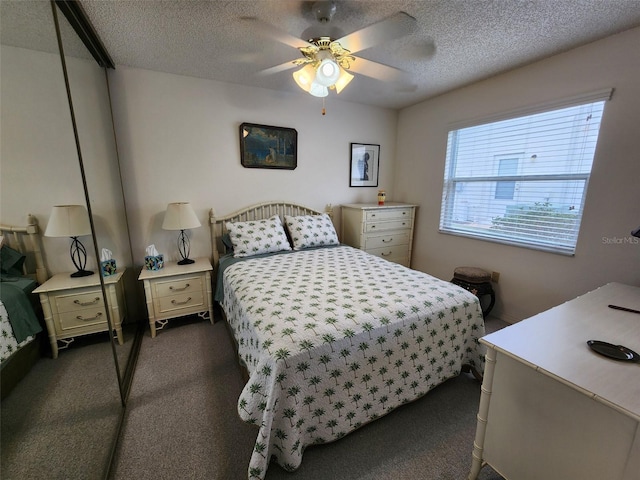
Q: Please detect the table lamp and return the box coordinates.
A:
[162,202,201,265]
[45,205,94,277]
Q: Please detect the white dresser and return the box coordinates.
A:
[469,283,640,480]
[33,270,126,358]
[341,202,417,267]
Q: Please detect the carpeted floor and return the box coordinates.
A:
[109,315,508,480]
[1,330,127,479]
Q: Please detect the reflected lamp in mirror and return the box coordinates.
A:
[162,202,201,265]
[45,205,94,277]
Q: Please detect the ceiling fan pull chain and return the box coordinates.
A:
[322,97,326,116]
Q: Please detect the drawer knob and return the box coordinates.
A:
[382,238,393,243]
[171,297,192,306]
[76,312,103,322]
[381,252,392,256]
[170,283,190,292]
[74,297,100,307]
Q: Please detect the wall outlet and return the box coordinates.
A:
[491,271,500,283]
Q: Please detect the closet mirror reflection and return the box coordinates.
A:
[0,1,141,477]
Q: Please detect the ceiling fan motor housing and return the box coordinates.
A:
[312,1,337,23]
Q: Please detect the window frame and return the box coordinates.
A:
[438,89,613,255]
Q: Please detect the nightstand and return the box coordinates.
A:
[341,203,417,267]
[33,270,126,359]
[138,257,214,337]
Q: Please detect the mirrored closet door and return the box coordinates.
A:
[0,1,141,477]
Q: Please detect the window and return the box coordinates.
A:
[439,90,611,255]
[494,157,519,200]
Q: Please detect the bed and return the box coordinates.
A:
[1,215,48,399]
[210,202,486,479]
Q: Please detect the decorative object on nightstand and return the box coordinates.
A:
[45,204,94,278]
[341,202,417,267]
[138,257,214,337]
[33,269,126,358]
[162,202,201,265]
[451,266,496,318]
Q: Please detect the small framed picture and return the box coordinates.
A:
[350,143,380,187]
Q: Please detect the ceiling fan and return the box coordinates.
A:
[244,1,418,99]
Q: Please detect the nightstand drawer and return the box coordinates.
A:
[365,218,412,233]
[55,290,104,313]
[364,231,411,249]
[153,275,203,298]
[58,307,108,331]
[365,208,413,222]
[157,291,205,314]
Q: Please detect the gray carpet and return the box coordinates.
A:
[110,315,507,480]
[1,330,127,479]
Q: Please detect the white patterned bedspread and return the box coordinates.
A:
[221,245,486,479]
[1,300,34,364]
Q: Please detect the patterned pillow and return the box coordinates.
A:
[284,214,339,250]
[226,215,291,258]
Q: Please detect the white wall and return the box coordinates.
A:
[108,67,399,264]
[1,45,132,277]
[0,46,87,274]
[395,26,640,323]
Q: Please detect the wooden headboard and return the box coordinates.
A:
[0,214,48,285]
[209,201,334,270]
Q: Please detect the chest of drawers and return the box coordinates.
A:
[138,257,213,337]
[341,203,417,267]
[33,270,126,358]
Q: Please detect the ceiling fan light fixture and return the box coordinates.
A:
[314,58,340,87]
[334,67,354,94]
[309,82,329,97]
[292,64,316,92]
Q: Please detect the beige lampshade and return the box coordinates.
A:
[45,205,91,237]
[162,202,201,231]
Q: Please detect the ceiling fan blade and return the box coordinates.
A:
[336,12,417,54]
[256,60,298,76]
[241,17,311,50]
[348,56,410,84]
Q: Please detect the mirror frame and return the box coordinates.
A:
[51,0,144,406]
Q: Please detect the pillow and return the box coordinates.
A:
[1,244,26,276]
[284,214,339,250]
[226,215,291,258]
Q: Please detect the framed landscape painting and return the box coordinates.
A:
[350,143,380,187]
[239,123,297,169]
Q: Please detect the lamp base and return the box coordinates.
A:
[177,258,195,265]
[71,269,94,278]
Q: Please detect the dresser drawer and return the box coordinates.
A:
[365,208,413,222]
[367,244,410,261]
[365,218,412,233]
[58,307,108,332]
[364,231,411,249]
[54,290,104,313]
[153,275,203,298]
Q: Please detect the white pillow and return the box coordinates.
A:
[284,214,339,250]
[226,215,291,258]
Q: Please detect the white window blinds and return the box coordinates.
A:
[439,90,611,255]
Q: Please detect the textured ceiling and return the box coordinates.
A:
[3,1,640,109]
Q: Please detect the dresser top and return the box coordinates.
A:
[33,269,125,293]
[481,282,640,419]
[341,202,418,209]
